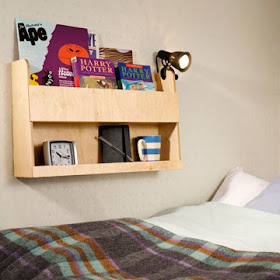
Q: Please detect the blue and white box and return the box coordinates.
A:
[137,135,161,161]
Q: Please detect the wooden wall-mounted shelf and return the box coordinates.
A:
[12,59,182,178]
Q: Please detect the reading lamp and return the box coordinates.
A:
[156,50,192,80]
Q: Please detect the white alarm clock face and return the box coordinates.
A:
[43,141,78,166]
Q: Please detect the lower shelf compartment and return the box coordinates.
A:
[30,160,183,178]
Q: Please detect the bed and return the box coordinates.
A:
[1,167,280,279]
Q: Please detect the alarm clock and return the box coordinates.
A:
[43,141,78,166]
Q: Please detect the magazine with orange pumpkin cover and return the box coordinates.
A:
[16,18,90,87]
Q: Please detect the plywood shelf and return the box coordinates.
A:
[12,59,182,178]
[31,160,183,178]
[29,86,180,123]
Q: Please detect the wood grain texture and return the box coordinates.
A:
[29,86,180,123]
[159,123,181,161]
[32,160,183,178]
[33,123,99,165]
[12,60,34,177]
[33,122,180,165]
[153,71,176,92]
[12,59,182,178]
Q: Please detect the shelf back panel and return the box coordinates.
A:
[33,122,180,166]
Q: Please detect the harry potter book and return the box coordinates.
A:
[16,18,89,87]
[71,57,118,89]
[116,63,155,91]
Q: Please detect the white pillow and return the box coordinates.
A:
[212,166,269,207]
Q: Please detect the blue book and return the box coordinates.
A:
[116,63,155,91]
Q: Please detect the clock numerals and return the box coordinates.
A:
[43,141,77,166]
[49,142,74,166]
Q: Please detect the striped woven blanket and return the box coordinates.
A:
[0,218,280,279]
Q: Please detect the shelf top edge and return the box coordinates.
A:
[28,85,178,95]
[12,60,176,94]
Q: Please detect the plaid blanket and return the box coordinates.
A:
[0,218,280,280]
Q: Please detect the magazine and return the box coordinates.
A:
[16,18,89,86]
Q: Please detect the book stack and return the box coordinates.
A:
[16,18,154,90]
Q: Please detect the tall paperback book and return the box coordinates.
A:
[71,57,118,89]
[88,32,99,59]
[16,18,92,86]
[99,48,133,67]
[116,63,155,91]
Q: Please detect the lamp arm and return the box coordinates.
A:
[160,65,178,80]
[158,50,171,61]
[156,54,160,73]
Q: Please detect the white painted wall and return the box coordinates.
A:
[0,0,279,230]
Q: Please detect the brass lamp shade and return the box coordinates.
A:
[157,50,192,72]
[156,50,192,80]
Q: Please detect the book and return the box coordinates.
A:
[116,63,155,91]
[99,125,132,163]
[88,31,99,59]
[99,48,133,67]
[16,18,89,87]
[71,57,118,89]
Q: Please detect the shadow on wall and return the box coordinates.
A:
[208,176,225,201]
[16,171,160,221]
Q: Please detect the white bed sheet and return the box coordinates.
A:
[146,202,280,253]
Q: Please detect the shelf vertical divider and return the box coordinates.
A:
[12,59,34,177]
